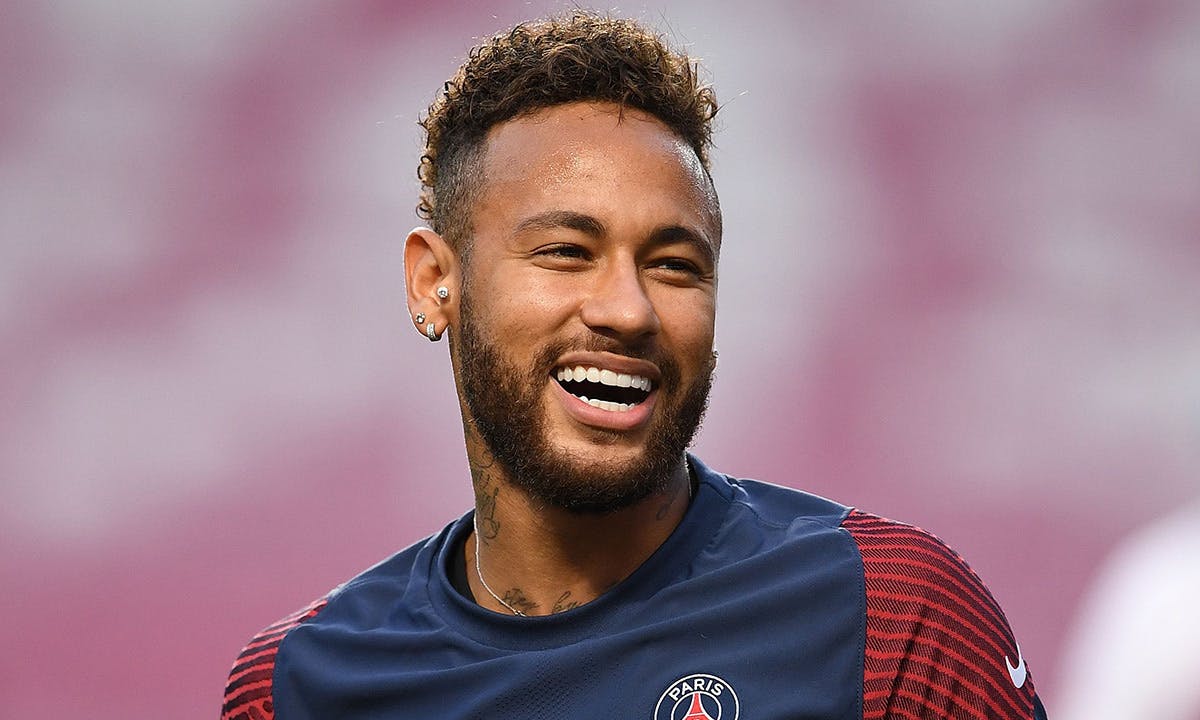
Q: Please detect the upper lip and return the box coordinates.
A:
[551,351,661,383]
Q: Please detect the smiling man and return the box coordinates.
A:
[223,12,1046,720]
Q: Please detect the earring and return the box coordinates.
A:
[426,322,439,342]
[437,286,449,300]
[414,312,426,325]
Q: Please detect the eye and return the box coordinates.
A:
[654,258,701,274]
[650,257,706,278]
[532,243,592,269]
[645,254,713,288]
[540,244,588,259]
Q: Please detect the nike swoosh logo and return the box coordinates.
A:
[1005,643,1027,689]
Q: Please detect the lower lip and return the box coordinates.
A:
[551,378,657,432]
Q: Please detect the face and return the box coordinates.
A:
[452,102,720,513]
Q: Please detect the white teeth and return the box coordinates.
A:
[580,398,632,412]
[556,366,651,391]
[585,398,633,410]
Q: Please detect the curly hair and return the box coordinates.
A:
[417,11,719,253]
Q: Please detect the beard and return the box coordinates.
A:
[454,294,715,514]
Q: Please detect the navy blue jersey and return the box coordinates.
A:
[224,456,1045,719]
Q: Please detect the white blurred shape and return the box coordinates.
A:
[1055,501,1200,720]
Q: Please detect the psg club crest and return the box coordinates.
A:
[654,673,740,720]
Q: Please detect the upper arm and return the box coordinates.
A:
[843,511,1044,719]
[221,598,327,720]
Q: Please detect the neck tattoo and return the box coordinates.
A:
[472,471,695,616]
[473,511,527,617]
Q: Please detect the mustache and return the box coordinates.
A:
[541,334,660,360]
[458,292,664,365]
[455,296,701,391]
[533,334,682,385]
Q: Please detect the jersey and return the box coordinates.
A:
[222,455,1046,719]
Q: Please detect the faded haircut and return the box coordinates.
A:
[416,11,719,256]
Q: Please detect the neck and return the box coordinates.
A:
[464,435,693,616]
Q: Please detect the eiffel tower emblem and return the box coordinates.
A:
[681,692,716,720]
[653,673,740,720]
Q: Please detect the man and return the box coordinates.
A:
[223,12,1047,719]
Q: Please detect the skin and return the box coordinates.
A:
[404,101,720,616]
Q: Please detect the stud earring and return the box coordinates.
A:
[436,286,449,300]
[426,322,439,341]
[414,312,426,325]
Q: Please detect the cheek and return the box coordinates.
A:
[657,298,716,359]
[517,277,577,316]
[485,271,581,337]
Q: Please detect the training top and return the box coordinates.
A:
[223,455,1047,719]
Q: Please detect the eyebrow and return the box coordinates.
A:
[647,224,717,266]
[513,210,607,239]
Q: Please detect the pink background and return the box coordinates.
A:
[3,1,1198,716]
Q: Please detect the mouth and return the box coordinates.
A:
[553,364,654,413]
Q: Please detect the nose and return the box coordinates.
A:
[579,259,661,342]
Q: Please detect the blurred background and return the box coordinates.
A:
[2,1,1198,717]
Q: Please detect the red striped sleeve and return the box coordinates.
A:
[843,510,1038,719]
[221,598,328,720]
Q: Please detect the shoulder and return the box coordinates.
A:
[221,597,328,720]
[693,456,851,531]
[219,524,455,719]
[689,461,858,577]
[841,510,1042,719]
[841,509,994,600]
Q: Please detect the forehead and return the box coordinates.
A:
[474,102,719,238]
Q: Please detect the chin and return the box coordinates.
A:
[508,444,678,515]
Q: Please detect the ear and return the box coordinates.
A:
[404,227,460,341]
